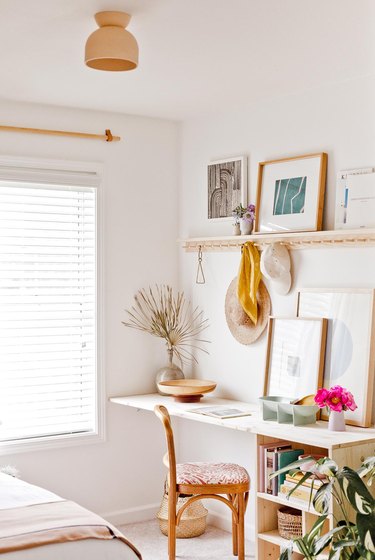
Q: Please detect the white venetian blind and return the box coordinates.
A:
[0,174,98,443]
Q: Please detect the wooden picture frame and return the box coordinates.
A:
[264,317,327,399]
[207,156,247,221]
[254,152,327,233]
[297,288,375,427]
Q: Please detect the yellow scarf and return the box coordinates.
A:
[237,242,261,325]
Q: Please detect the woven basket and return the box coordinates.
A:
[157,489,208,539]
[277,507,302,540]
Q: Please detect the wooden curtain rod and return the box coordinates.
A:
[0,125,120,142]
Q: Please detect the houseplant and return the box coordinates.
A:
[123,285,209,387]
[232,203,255,235]
[270,455,375,559]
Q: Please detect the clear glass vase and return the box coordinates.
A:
[156,348,184,393]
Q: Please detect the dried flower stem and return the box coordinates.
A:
[122,285,210,364]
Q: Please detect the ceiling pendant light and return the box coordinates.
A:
[85,11,138,71]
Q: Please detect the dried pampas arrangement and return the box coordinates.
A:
[123,285,209,365]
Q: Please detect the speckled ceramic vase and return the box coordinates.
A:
[156,348,184,393]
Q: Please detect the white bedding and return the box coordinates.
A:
[0,473,63,510]
[0,539,139,560]
[0,473,140,560]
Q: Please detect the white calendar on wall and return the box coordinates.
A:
[335,167,375,229]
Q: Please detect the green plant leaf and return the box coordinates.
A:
[357,456,375,486]
[304,514,328,547]
[357,511,375,553]
[328,548,341,560]
[295,538,315,559]
[337,467,374,515]
[356,542,375,559]
[275,456,338,482]
[269,456,315,480]
[332,538,358,550]
[314,457,339,477]
[313,525,344,554]
[278,549,290,560]
[313,481,333,514]
[286,471,313,499]
[329,547,361,560]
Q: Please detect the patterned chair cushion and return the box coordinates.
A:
[176,462,249,485]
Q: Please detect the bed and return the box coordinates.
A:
[0,472,142,560]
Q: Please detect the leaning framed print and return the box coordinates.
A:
[297,288,375,427]
[254,152,327,233]
[207,156,247,220]
[264,317,327,399]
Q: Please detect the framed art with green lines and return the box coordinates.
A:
[254,152,327,233]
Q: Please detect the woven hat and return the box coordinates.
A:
[260,243,292,295]
[225,278,271,345]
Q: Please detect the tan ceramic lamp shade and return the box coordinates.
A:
[85,11,138,71]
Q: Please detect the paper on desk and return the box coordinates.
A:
[188,406,252,419]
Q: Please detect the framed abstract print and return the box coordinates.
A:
[264,317,327,399]
[207,156,247,220]
[297,288,375,427]
[254,153,327,233]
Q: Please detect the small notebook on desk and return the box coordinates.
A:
[188,406,252,419]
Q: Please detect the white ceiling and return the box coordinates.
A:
[0,0,374,120]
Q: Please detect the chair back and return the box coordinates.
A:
[154,405,177,489]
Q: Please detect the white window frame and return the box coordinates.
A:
[0,155,105,455]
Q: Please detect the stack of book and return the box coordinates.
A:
[259,441,304,495]
[279,472,325,508]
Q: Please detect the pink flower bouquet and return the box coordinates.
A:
[314,385,357,412]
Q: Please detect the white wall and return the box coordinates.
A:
[1,72,375,542]
[177,75,375,535]
[0,100,179,522]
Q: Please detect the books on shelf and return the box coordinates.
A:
[259,442,305,496]
[188,406,252,419]
[277,448,305,489]
[278,473,326,510]
[261,442,290,494]
[279,481,318,502]
[285,473,326,490]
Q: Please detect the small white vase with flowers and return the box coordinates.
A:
[314,385,357,431]
[232,203,255,236]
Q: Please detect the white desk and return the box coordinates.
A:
[110,393,375,449]
[111,393,375,559]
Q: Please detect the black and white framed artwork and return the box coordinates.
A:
[207,156,247,220]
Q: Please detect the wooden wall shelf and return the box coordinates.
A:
[181,228,375,252]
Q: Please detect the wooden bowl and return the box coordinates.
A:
[157,379,217,403]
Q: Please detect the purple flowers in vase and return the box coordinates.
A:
[232,204,255,235]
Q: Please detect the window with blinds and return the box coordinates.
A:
[0,176,98,444]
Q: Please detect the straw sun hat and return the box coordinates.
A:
[225,278,271,345]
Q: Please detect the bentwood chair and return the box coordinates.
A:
[154,405,250,560]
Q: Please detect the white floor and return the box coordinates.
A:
[119,519,255,560]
